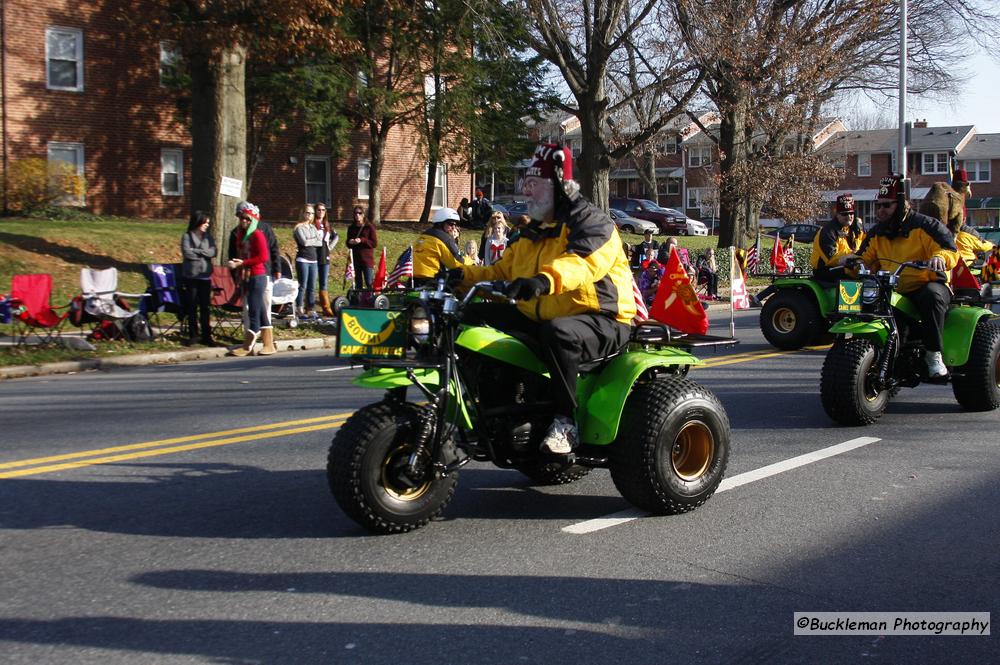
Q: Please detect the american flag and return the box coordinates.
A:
[784,236,795,271]
[344,251,355,285]
[746,233,760,274]
[632,275,649,322]
[386,246,414,288]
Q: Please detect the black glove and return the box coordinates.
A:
[506,276,548,301]
[445,267,465,285]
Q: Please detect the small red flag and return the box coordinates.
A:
[648,246,709,335]
[373,247,387,290]
[951,258,981,290]
[770,236,787,273]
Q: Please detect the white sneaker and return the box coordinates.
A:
[925,350,948,378]
[540,416,578,454]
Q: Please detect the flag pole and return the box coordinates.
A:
[729,246,736,338]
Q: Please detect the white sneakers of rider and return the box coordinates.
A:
[925,350,948,379]
[541,415,578,454]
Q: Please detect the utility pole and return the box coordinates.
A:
[897,0,909,195]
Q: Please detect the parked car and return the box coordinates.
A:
[609,208,660,235]
[609,197,687,235]
[684,218,709,236]
[764,223,821,244]
[492,194,527,207]
[503,201,529,219]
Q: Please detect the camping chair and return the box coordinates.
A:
[675,248,706,296]
[78,268,146,340]
[141,264,186,340]
[209,265,244,340]
[9,273,70,345]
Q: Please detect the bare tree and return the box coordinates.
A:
[519,0,702,208]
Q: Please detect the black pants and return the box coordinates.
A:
[699,269,718,297]
[183,277,212,342]
[464,303,632,419]
[905,281,950,352]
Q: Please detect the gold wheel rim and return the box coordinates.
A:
[772,308,796,334]
[380,444,432,501]
[671,421,714,482]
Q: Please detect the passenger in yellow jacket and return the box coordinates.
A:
[412,207,473,283]
[810,193,865,281]
[848,175,959,378]
[458,144,635,455]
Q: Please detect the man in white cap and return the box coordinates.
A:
[412,207,474,285]
[456,143,636,455]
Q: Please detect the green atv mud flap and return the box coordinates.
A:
[943,307,995,367]
[828,318,890,344]
[353,368,473,430]
[577,346,700,446]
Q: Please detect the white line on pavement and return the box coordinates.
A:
[562,436,881,535]
[315,366,357,372]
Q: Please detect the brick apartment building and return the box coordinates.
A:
[0,0,471,222]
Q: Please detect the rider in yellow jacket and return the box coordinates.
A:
[810,193,865,281]
[412,207,474,283]
[457,144,635,455]
[849,175,959,378]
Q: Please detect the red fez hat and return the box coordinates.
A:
[526,144,573,182]
[475,189,483,197]
[876,175,902,201]
[952,169,970,187]
[835,194,855,214]
[641,259,662,271]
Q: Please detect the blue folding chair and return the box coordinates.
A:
[142,264,185,340]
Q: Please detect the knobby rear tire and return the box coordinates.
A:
[952,320,1000,411]
[760,290,820,350]
[820,338,889,425]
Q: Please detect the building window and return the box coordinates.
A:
[357,159,370,200]
[688,146,712,168]
[921,152,949,175]
[658,179,680,195]
[305,156,330,205]
[46,27,83,91]
[687,187,708,210]
[663,136,678,154]
[429,162,448,208]
[47,141,85,205]
[159,42,181,86]
[960,160,991,183]
[160,149,183,195]
[857,152,871,177]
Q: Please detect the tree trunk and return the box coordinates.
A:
[716,92,753,249]
[189,45,248,263]
[577,119,611,210]
[368,123,386,225]
[637,152,658,202]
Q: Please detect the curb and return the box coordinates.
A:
[0,336,338,381]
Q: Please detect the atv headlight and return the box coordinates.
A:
[409,306,431,344]
[862,280,879,304]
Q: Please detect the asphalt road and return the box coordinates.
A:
[1,308,997,664]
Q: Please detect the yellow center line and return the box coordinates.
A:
[698,344,831,368]
[0,412,355,471]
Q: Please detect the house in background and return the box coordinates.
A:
[0,0,470,222]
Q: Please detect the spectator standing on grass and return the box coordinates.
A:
[471,189,492,228]
[179,211,216,346]
[315,202,339,317]
[293,204,323,318]
[479,211,510,266]
[346,205,377,290]
[227,205,280,353]
[227,201,272,357]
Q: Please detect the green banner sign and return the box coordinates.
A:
[838,281,862,313]
[337,308,406,358]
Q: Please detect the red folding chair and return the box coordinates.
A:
[209,265,244,340]
[10,274,70,345]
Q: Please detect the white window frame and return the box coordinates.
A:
[663,136,677,154]
[160,148,183,196]
[428,162,448,209]
[960,159,991,183]
[357,159,371,200]
[304,156,330,205]
[159,41,181,86]
[921,151,949,175]
[687,187,708,210]
[688,145,712,168]
[45,27,84,92]
[857,152,871,177]
[46,141,85,205]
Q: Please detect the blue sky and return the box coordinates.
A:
[909,52,1000,133]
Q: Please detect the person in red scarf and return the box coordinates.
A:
[227,200,271,357]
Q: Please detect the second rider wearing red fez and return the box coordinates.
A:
[810,193,866,282]
[845,175,959,378]
[456,143,636,455]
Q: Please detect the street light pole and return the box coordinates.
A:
[898,0,908,193]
